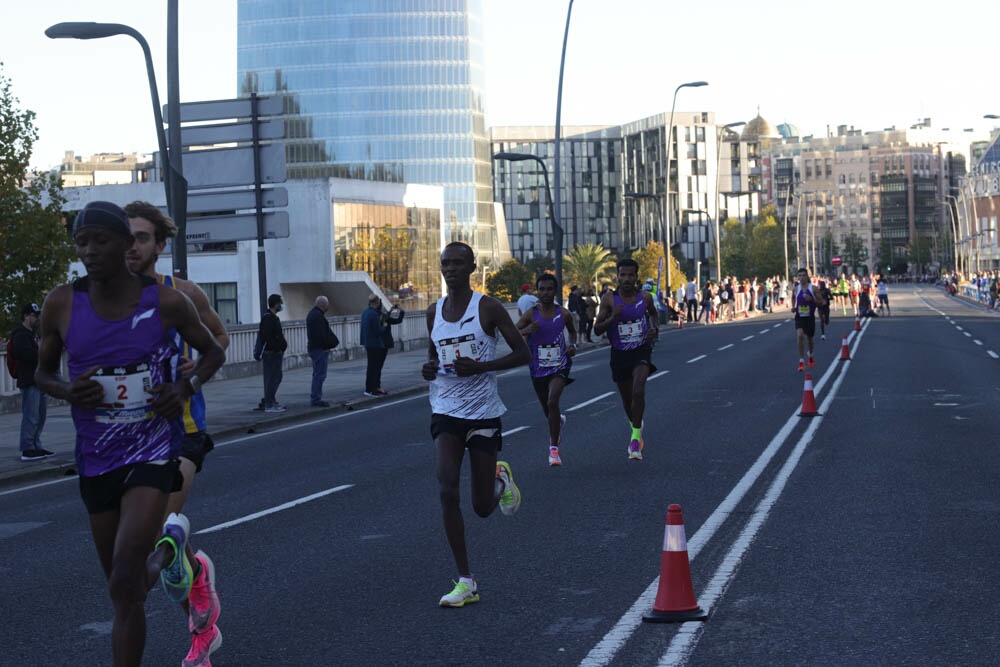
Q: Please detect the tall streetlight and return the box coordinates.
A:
[45,13,189,278]
[552,0,574,296]
[493,152,563,290]
[715,121,746,282]
[663,80,708,291]
[943,194,960,273]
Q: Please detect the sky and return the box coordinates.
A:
[2,0,999,171]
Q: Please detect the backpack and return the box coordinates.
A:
[5,336,17,379]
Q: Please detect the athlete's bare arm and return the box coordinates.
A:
[174,278,230,350]
[34,285,104,407]
[516,308,539,337]
[593,292,621,335]
[421,303,440,380]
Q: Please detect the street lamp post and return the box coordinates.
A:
[494,152,563,291]
[715,121,745,283]
[552,0,574,297]
[663,80,708,292]
[45,14,189,278]
[943,195,960,273]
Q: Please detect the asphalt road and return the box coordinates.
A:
[3,287,999,666]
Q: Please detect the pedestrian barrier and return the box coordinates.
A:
[839,334,851,361]
[642,504,708,623]
[799,372,820,417]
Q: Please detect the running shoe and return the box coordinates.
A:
[808,356,815,368]
[264,404,286,413]
[797,360,805,372]
[439,578,479,608]
[820,334,826,340]
[548,446,562,466]
[188,551,221,634]
[182,624,222,667]
[157,513,193,603]
[496,461,521,515]
[628,438,643,460]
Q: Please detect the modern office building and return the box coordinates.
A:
[490,126,622,262]
[237,0,504,264]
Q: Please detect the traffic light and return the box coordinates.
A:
[886,265,892,272]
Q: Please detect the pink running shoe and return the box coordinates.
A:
[182,624,222,667]
[187,551,220,634]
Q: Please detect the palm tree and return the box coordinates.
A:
[563,243,617,294]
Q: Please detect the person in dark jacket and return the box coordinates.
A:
[12,303,50,461]
[306,295,340,407]
[360,294,395,397]
[255,294,288,412]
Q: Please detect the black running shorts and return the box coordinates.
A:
[180,431,215,473]
[430,414,503,454]
[79,459,183,515]
[531,369,574,394]
[794,316,816,338]
[609,344,657,384]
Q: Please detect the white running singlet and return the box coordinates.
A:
[429,292,506,420]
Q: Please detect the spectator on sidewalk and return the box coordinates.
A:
[517,283,538,316]
[567,285,584,344]
[254,294,288,412]
[306,296,340,407]
[11,303,50,461]
[360,294,390,397]
[684,279,698,322]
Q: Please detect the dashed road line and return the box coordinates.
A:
[717,344,734,351]
[687,354,707,364]
[742,335,754,341]
[566,391,616,412]
[197,485,354,534]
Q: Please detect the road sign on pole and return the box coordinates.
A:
[831,256,843,266]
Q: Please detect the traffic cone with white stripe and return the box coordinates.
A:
[854,314,861,331]
[839,334,851,361]
[799,373,820,417]
[642,504,708,623]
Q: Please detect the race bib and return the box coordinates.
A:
[537,343,561,367]
[437,334,481,374]
[798,304,811,316]
[617,319,644,344]
[93,363,155,424]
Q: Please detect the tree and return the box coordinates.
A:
[562,243,617,294]
[718,205,787,280]
[631,240,687,295]
[842,232,867,273]
[485,258,533,302]
[524,253,554,278]
[0,63,74,336]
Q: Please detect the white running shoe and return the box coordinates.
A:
[439,577,479,607]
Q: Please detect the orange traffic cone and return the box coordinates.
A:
[643,504,708,623]
[854,315,861,331]
[799,372,820,417]
[839,334,851,361]
[678,315,684,329]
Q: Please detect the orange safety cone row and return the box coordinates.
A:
[839,334,851,361]
[854,314,861,331]
[799,372,820,417]
[643,504,709,623]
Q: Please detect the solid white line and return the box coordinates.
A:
[687,355,706,364]
[566,391,615,413]
[196,485,354,534]
[648,370,670,380]
[658,356,856,665]
[989,351,999,359]
[717,344,734,351]
[742,335,754,341]
[502,426,530,436]
[582,322,862,667]
[0,475,74,496]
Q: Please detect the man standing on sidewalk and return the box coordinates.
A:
[306,295,340,407]
[11,303,51,461]
[255,294,287,412]
[422,242,530,607]
[360,294,389,397]
[684,278,698,323]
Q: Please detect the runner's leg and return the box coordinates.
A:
[436,432,471,575]
[545,377,567,445]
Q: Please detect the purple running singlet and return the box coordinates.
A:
[606,293,650,351]
[527,307,572,378]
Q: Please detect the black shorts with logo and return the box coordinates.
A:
[531,369,575,394]
[430,414,503,454]
[181,431,215,473]
[79,459,183,515]
[794,316,816,338]
[609,344,657,383]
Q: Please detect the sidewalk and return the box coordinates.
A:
[0,345,438,488]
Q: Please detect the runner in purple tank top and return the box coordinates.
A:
[594,258,659,460]
[515,274,577,466]
[35,201,225,667]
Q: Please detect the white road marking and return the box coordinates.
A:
[583,321,865,667]
[196,485,354,534]
[974,339,983,346]
[742,335,754,341]
[759,329,770,334]
[566,391,616,412]
[963,331,972,337]
[989,351,999,359]
[502,426,530,436]
[648,370,670,380]
[956,326,964,331]
[717,344,734,351]
[687,355,707,364]
[933,403,959,407]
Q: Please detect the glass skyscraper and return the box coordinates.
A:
[237,0,500,263]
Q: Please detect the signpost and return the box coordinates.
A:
[831,256,843,267]
[164,94,287,315]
